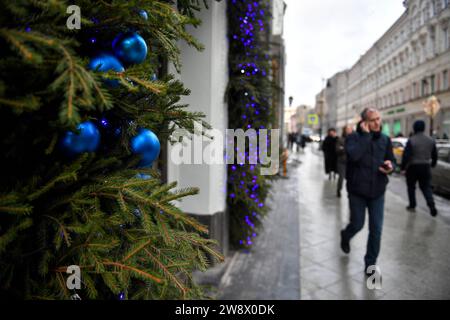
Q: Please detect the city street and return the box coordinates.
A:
[217,143,450,300]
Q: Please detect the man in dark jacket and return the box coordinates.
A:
[340,108,395,276]
[401,120,438,217]
[322,128,338,180]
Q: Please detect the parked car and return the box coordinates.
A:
[391,137,408,169]
[431,144,450,197]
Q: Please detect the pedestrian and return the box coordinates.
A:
[295,132,302,152]
[322,128,338,180]
[300,134,306,151]
[336,125,353,198]
[288,133,295,151]
[401,120,438,217]
[340,108,395,277]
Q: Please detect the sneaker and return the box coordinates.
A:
[340,230,350,254]
[430,206,438,217]
[406,206,415,212]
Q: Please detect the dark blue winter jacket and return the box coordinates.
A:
[345,131,395,199]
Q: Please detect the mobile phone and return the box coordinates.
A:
[381,163,391,170]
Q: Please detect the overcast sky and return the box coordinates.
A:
[284,0,406,108]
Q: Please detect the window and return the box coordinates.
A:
[444,0,449,9]
[393,120,402,136]
[444,28,449,50]
[413,82,417,99]
[443,70,449,90]
[422,79,428,96]
[431,75,435,93]
[382,123,391,136]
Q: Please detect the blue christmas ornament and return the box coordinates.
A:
[139,10,148,20]
[130,128,160,167]
[150,73,157,81]
[112,33,148,64]
[136,173,152,180]
[118,292,125,300]
[61,121,100,155]
[88,53,124,86]
[88,53,124,73]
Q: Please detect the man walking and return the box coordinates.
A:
[340,108,395,276]
[401,120,438,217]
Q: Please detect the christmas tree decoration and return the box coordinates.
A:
[88,53,125,86]
[112,33,148,65]
[0,0,221,301]
[139,9,148,20]
[60,121,101,155]
[227,0,273,249]
[130,128,160,167]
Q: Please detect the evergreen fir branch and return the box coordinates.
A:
[45,133,58,155]
[0,218,33,254]
[103,261,163,284]
[81,272,99,299]
[101,272,122,295]
[125,75,165,94]
[143,247,188,297]
[43,215,71,248]
[27,169,78,201]
[0,29,43,63]
[0,95,41,114]
[122,239,152,263]
[0,193,33,215]
[159,187,200,204]
[154,210,173,246]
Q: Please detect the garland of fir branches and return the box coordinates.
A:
[226,0,275,248]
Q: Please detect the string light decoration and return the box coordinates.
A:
[227,0,275,248]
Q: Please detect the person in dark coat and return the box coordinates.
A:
[336,125,353,197]
[401,120,438,217]
[322,128,338,180]
[340,108,395,277]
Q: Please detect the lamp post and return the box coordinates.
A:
[318,96,324,143]
[423,95,441,136]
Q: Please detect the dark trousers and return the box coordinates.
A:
[406,164,435,208]
[342,193,385,267]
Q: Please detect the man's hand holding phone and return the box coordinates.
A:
[360,121,370,133]
[379,160,393,174]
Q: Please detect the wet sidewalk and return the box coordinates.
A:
[217,143,450,300]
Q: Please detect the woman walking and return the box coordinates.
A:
[322,128,338,180]
[336,125,353,197]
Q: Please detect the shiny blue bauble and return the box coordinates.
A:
[130,128,160,167]
[139,10,148,20]
[88,53,124,73]
[61,121,100,155]
[88,53,124,87]
[112,33,148,65]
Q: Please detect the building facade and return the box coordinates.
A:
[326,0,450,137]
